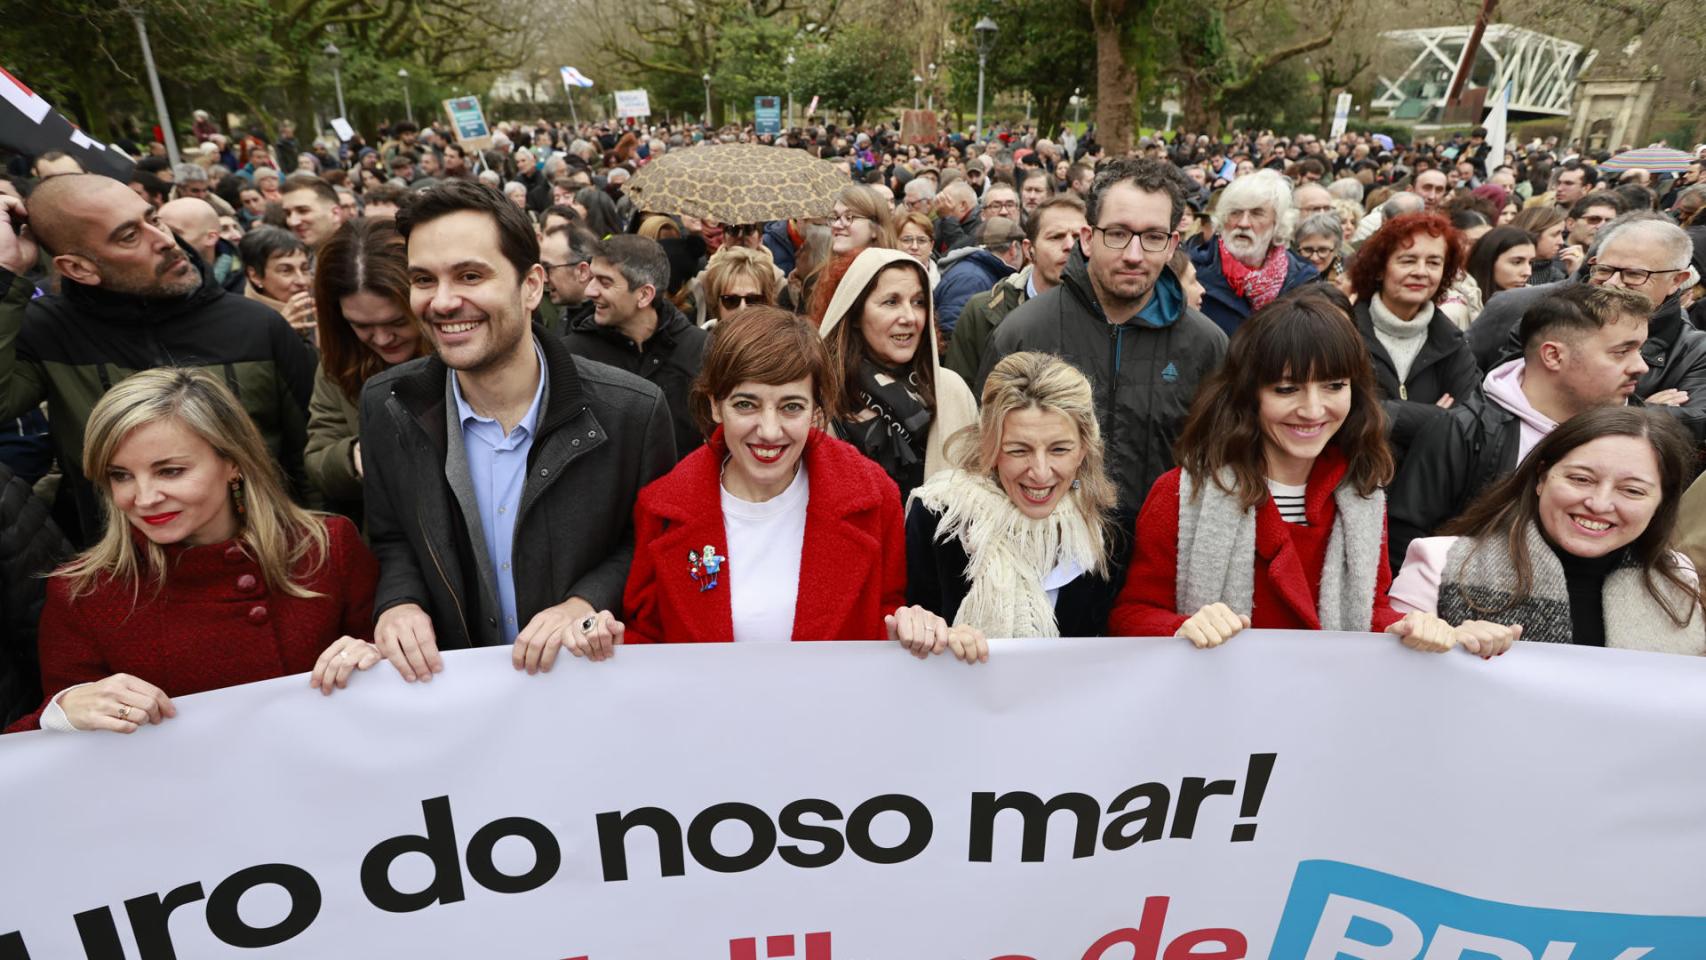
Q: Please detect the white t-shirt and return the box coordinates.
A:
[721,468,809,643]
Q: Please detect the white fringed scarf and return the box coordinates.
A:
[910,469,1103,638]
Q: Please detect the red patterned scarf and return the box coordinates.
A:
[1217,237,1290,311]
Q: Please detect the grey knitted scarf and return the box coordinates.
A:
[1438,521,1706,653]
[1176,469,1385,630]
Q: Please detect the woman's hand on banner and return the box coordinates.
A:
[946,625,989,665]
[1176,603,1250,649]
[1386,611,1458,653]
[59,674,176,733]
[310,636,384,694]
[1452,620,1521,659]
[888,604,951,658]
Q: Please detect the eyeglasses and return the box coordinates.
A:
[1297,245,1337,259]
[1588,263,1683,287]
[830,211,871,226]
[898,235,932,248]
[724,223,761,238]
[719,293,770,311]
[541,260,588,273]
[1094,226,1175,252]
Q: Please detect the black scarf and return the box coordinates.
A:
[837,360,932,500]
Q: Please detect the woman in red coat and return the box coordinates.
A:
[1109,289,1456,650]
[8,369,379,734]
[623,306,983,659]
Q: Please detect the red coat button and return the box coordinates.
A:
[224,545,246,564]
[236,574,259,594]
[246,605,269,625]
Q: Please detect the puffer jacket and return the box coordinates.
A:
[934,247,1016,336]
[978,244,1228,517]
[0,461,72,727]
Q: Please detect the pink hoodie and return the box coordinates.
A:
[1481,358,1556,464]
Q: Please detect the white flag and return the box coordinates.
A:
[560,66,595,90]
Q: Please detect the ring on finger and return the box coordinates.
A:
[579,615,598,635]
[117,704,131,722]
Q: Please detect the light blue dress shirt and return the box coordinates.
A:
[450,341,546,644]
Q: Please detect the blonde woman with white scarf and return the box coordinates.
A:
[905,352,1121,640]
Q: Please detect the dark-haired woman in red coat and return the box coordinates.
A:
[621,307,985,659]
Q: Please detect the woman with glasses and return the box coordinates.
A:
[830,185,896,258]
[1292,212,1345,288]
[699,245,782,328]
[893,210,941,291]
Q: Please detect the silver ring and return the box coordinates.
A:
[117,704,131,722]
[579,615,598,634]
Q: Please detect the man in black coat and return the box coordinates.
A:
[363,181,675,678]
[570,234,707,459]
[1466,213,1706,441]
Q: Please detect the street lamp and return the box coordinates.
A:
[125,2,180,166]
[1072,87,1083,127]
[323,41,346,120]
[786,52,796,129]
[926,62,937,113]
[398,68,412,125]
[702,73,713,129]
[973,17,997,142]
[913,74,924,110]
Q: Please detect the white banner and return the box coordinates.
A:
[2,634,1704,959]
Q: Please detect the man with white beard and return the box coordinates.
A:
[1188,169,1319,334]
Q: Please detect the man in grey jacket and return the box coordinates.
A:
[978,158,1228,527]
[362,181,675,680]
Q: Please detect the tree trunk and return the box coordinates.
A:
[1180,82,1210,139]
[1091,1,1136,155]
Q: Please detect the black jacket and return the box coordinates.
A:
[360,326,676,648]
[0,462,72,727]
[1354,299,1482,453]
[1385,391,1521,572]
[978,246,1228,517]
[0,244,317,543]
[1469,279,1706,441]
[562,298,707,460]
[905,501,1121,636]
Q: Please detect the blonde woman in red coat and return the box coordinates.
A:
[622,307,985,659]
[8,369,378,734]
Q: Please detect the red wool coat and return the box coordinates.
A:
[623,428,906,644]
[8,516,377,732]
[1109,448,1401,637]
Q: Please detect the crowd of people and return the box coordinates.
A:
[2,108,1704,733]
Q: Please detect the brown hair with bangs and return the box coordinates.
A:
[690,306,844,439]
[314,218,429,402]
[1174,287,1393,509]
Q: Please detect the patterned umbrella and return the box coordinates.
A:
[1598,146,1698,174]
[623,143,845,225]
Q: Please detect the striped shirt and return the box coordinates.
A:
[1268,479,1309,525]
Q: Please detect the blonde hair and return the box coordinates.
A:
[947,352,1118,573]
[703,245,781,313]
[57,368,330,602]
[838,185,898,250]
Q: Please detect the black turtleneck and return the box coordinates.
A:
[1543,534,1628,647]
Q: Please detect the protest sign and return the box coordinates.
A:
[442,95,491,150]
[901,109,939,145]
[615,90,651,120]
[1330,91,1353,140]
[754,96,782,135]
[2,634,1702,959]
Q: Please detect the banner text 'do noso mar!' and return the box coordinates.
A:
[1,633,1703,959]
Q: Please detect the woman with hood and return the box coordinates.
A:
[815,248,979,503]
